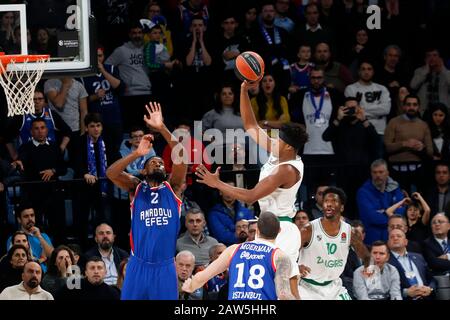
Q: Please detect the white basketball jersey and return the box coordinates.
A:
[258,153,304,218]
[299,219,351,282]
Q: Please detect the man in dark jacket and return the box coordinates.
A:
[422,214,450,276]
[207,181,254,246]
[84,223,129,286]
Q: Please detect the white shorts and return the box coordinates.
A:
[275,220,301,278]
[298,277,351,300]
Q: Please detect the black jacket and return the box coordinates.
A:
[423,236,450,275]
[55,278,120,300]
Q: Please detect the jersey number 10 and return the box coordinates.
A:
[234,263,265,289]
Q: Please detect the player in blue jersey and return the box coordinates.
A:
[106,102,187,300]
[182,212,297,300]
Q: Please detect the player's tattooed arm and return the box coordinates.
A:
[274,251,297,300]
[351,227,371,267]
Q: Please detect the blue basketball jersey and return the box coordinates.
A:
[130,181,181,262]
[228,240,278,300]
[20,107,56,144]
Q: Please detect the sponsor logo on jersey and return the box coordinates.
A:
[341,232,347,243]
[316,235,322,241]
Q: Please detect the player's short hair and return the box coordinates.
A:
[322,187,347,206]
[257,212,280,239]
[84,113,103,126]
[279,122,308,151]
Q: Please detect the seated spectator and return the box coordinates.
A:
[247,220,258,242]
[55,256,120,300]
[81,46,124,162]
[423,214,450,276]
[176,250,205,300]
[425,163,450,219]
[289,44,314,94]
[41,245,76,297]
[424,103,450,163]
[176,208,218,267]
[293,210,310,230]
[353,240,402,300]
[73,113,111,248]
[357,159,405,244]
[388,229,436,300]
[0,261,53,300]
[387,214,423,254]
[207,181,255,246]
[8,231,44,265]
[5,89,72,162]
[0,245,29,292]
[6,205,54,272]
[120,126,156,177]
[251,74,290,130]
[234,219,249,243]
[84,223,129,286]
[205,243,227,296]
[410,47,450,114]
[115,257,129,291]
[172,178,201,236]
[66,243,86,274]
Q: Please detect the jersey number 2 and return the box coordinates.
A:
[150,192,159,204]
[234,263,265,289]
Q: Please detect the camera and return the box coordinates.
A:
[345,107,356,116]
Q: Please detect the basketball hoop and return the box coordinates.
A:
[0,52,49,116]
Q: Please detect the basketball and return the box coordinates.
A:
[234,51,265,82]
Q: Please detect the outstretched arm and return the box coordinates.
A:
[240,81,273,153]
[182,244,237,293]
[351,227,371,268]
[274,250,298,300]
[143,102,187,190]
[195,164,297,204]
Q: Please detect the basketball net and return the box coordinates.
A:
[0,53,49,116]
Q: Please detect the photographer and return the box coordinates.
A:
[323,97,378,217]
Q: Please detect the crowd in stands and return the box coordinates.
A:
[0,0,450,300]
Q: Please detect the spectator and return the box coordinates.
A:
[404,193,431,243]
[293,210,310,230]
[314,42,353,93]
[73,113,111,248]
[207,181,255,246]
[66,243,86,275]
[251,73,291,161]
[289,67,342,192]
[323,97,378,217]
[341,220,366,300]
[274,0,295,33]
[84,223,129,286]
[425,163,450,219]
[172,178,202,236]
[115,257,128,291]
[0,12,15,53]
[422,213,450,276]
[0,261,53,300]
[410,47,450,114]
[388,229,436,300]
[176,208,218,267]
[345,60,391,160]
[10,118,66,241]
[44,77,88,164]
[387,214,423,254]
[424,102,450,163]
[8,231,41,263]
[357,159,405,244]
[105,22,152,131]
[353,240,402,300]
[142,2,174,57]
[238,3,258,51]
[176,250,205,300]
[55,256,120,300]
[293,3,334,55]
[32,27,56,56]
[40,245,76,296]
[5,89,72,162]
[345,28,378,78]
[247,220,258,241]
[205,244,227,295]
[6,205,54,272]
[384,94,433,194]
[0,245,29,292]
[175,0,210,41]
[288,44,314,94]
[253,2,291,93]
[234,219,249,243]
[303,184,328,219]
[81,46,124,162]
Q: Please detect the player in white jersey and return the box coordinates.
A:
[194,80,308,298]
[298,187,370,300]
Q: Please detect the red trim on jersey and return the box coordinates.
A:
[129,230,134,255]
[271,248,279,273]
[228,244,242,266]
[163,181,183,216]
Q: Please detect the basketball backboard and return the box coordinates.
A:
[0,0,96,76]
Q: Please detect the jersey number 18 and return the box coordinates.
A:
[233,263,265,289]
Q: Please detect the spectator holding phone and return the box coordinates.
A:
[322,97,379,217]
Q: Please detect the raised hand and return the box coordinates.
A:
[195,164,221,188]
[144,102,165,131]
[135,134,154,157]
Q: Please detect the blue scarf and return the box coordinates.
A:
[87,135,108,193]
[259,20,289,69]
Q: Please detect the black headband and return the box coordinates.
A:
[279,130,302,151]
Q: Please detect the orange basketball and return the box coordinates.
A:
[234,51,265,82]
